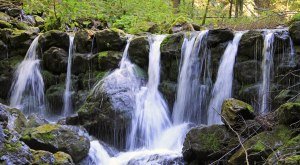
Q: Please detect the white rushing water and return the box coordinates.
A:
[259,31,275,114]
[207,32,245,125]
[9,36,45,115]
[128,35,172,149]
[85,35,190,165]
[172,30,211,125]
[63,35,75,116]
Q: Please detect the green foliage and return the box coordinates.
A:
[291,13,300,22]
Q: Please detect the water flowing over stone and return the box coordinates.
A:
[259,31,275,114]
[207,32,245,125]
[9,36,45,115]
[128,35,171,150]
[63,35,74,116]
[172,30,211,125]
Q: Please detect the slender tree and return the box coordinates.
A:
[229,0,233,18]
[202,0,210,25]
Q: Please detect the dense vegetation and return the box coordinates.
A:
[22,0,300,33]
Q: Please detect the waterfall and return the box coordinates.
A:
[172,30,211,125]
[259,31,275,114]
[9,36,45,115]
[63,35,75,116]
[128,35,172,150]
[207,32,245,125]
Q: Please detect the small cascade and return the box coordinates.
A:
[63,35,75,116]
[9,36,45,115]
[207,32,245,125]
[128,35,171,150]
[259,31,275,114]
[172,30,211,125]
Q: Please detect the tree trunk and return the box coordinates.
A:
[229,0,233,18]
[202,0,210,25]
[235,0,239,18]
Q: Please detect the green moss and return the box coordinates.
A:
[98,51,108,58]
[252,140,265,152]
[54,151,73,164]
[35,124,59,133]
[284,155,300,164]
[199,131,221,152]
[0,20,13,28]
[96,71,107,79]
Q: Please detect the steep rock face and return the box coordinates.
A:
[72,53,98,75]
[289,21,300,45]
[207,29,234,48]
[98,51,123,71]
[182,125,238,164]
[21,124,90,163]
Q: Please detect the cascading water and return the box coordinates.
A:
[259,31,275,114]
[128,35,171,149]
[9,36,45,115]
[86,35,190,165]
[207,32,245,125]
[172,30,211,125]
[63,35,75,116]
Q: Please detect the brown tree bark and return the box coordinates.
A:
[202,0,210,25]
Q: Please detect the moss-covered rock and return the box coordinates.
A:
[21,124,90,163]
[237,30,263,61]
[27,114,48,128]
[128,36,149,70]
[34,15,44,26]
[289,21,300,45]
[94,29,126,52]
[221,98,255,128]
[74,29,95,54]
[234,60,261,85]
[98,51,123,71]
[42,47,68,74]
[0,12,11,22]
[45,84,65,114]
[275,102,300,126]
[0,20,12,28]
[267,135,300,165]
[207,29,234,47]
[31,149,55,165]
[42,70,58,89]
[71,53,98,75]
[182,125,238,163]
[54,151,74,165]
[160,32,184,82]
[39,30,70,53]
[228,125,293,165]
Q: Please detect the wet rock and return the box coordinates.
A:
[289,21,300,45]
[221,98,255,129]
[21,124,90,163]
[42,70,58,90]
[0,40,8,59]
[160,32,184,82]
[72,53,98,75]
[43,47,68,74]
[267,135,300,164]
[73,65,146,149]
[170,22,194,33]
[236,84,260,109]
[98,51,123,71]
[207,29,234,47]
[237,30,263,62]
[31,150,55,164]
[228,125,292,165]
[128,36,149,70]
[275,102,300,126]
[95,29,126,52]
[234,60,261,85]
[45,84,64,114]
[183,125,238,163]
[0,104,33,164]
[74,29,95,54]
[39,30,70,52]
[27,114,48,128]
[6,7,21,17]
[159,81,177,110]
